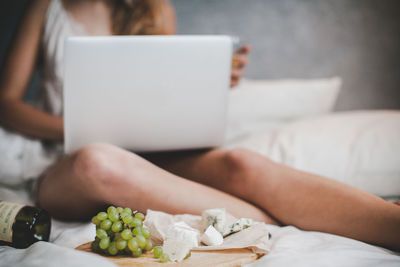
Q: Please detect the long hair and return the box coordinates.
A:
[110,0,170,35]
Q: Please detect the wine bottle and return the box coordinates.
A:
[0,201,51,248]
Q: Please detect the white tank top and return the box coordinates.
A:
[39,0,87,116]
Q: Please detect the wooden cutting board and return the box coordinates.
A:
[76,242,260,267]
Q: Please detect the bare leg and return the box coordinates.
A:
[37,143,275,224]
[144,148,400,251]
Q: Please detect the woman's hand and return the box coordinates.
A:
[231,45,250,87]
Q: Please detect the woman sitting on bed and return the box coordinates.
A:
[0,0,399,251]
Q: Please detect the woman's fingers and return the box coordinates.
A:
[231,78,240,87]
[231,45,250,87]
[232,53,249,68]
[232,45,250,68]
[230,68,243,87]
[231,68,243,79]
[236,45,251,55]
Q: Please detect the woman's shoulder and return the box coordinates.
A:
[26,0,52,21]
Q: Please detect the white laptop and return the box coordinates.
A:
[64,35,232,153]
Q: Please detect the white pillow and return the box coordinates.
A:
[228,110,400,197]
[226,77,342,141]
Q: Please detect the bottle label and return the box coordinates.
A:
[0,201,24,242]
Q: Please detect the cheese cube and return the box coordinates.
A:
[223,218,255,237]
[201,225,224,246]
[201,208,226,233]
[165,221,200,248]
[162,239,192,262]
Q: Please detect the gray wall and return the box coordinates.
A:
[1,0,400,110]
[170,0,400,111]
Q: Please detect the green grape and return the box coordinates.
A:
[153,246,163,259]
[108,241,118,256]
[99,237,110,250]
[184,251,191,260]
[123,215,134,224]
[107,206,116,214]
[132,226,142,236]
[136,234,146,249]
[100,219,112,230]
[128,237,139,251]
[96,229,108,240]
[97,212,108,221]
[160,253,170,263]
[134,212,145,221]
[114,232,122,241]
[123,207,132,215]
[116,239,127,250]
[108,211,119,222]
[132,247,142,257]
[142,228,151,239]
[91,216,101,226]
[120,211,129,218]
[145,239,153,251]
[116,207,123,213]
[111,221,123,232]
[121,229,132,240]
[131,218,142,227]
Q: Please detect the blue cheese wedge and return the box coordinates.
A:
[165,221,200,248]
[223,218,255,237]
[162,239,193,262]
[201,208,226,233]
[201,225,224,246]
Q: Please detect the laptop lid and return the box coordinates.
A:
[64,35,232,153]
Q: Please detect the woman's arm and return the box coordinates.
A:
[0,0,63,141]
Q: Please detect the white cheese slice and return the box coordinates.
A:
[223,218,255,237]
[165,221,200,248]
[201,225,224,246]
[162,239,192,262]
[201,208,226,233]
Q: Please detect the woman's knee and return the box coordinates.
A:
[72,143,123,189]
[222,148,275,192]
[224,148,272,172]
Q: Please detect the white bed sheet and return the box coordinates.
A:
[249,225,400,267]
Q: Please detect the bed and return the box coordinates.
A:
[1,78,399,266]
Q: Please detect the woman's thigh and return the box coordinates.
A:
[140,148,273,198]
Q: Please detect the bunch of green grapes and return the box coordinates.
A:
[91,206,155,258]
